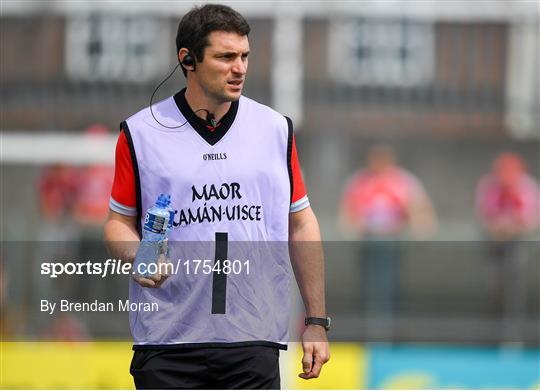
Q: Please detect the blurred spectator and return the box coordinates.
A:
[72,124,114,227]
[36,124,114,309]
[72,124,115,302]
[475,152,539,343]
[339,145,437,330]
[38,164,79,223]
[36,165,79,329]
[37,124,114,228]
[475,152,539,240]
[339,145,437,240]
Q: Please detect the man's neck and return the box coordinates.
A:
[184,85,231,122]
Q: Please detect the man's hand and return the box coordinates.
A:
[132,253,173,288]
[299,325,330,379]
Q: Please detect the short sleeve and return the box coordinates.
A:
[109,130,137,216]
[289,134,310,213]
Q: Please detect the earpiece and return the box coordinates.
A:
[181,52,195,69]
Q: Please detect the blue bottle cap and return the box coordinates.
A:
[156,193,170,208]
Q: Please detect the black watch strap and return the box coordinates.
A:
[305,316,331,331]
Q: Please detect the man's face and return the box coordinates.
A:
[368,148,395,173]
[193,31,249,103]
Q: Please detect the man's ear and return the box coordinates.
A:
[179,48,196,71]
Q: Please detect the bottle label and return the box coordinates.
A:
[168,210,174,229]
[144,213,167,234]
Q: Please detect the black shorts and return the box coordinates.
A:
[130,345,280,389]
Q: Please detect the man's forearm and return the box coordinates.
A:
[289,208,326,317]
[103,213,140,263]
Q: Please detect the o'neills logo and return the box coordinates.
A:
[203,153,227,161]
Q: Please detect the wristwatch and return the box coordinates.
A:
[305,316,331,331]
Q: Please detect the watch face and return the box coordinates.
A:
[305,317,331,330]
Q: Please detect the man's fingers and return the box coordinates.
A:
[157,253,167,265]
[161,262,173,277]
[298,355,324,379]
[301,344,314,374]
[298,342,331,380]
[310,356,324,378]
[139,280,156,288]
[133,272,170,288]
[133,276,156,288]
[149,272,170,287]
[157,255,173,276]
[154,274,169,287]
[147,273,162,283]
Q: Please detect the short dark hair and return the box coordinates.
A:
[176,4,251,76]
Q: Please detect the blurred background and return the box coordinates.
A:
[1,0,539,389]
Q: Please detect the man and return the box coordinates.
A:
[475,152,539,343]
[475,152,539,242]
[339,145,436,336]
[339,145,436,241]
[104,4,329,389]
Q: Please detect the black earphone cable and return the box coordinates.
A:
[149,63,213,129]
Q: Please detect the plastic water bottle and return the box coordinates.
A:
[163,195,175,260]
[165,195,175,235]
[166,198,177,257]
[133,194,171,278]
